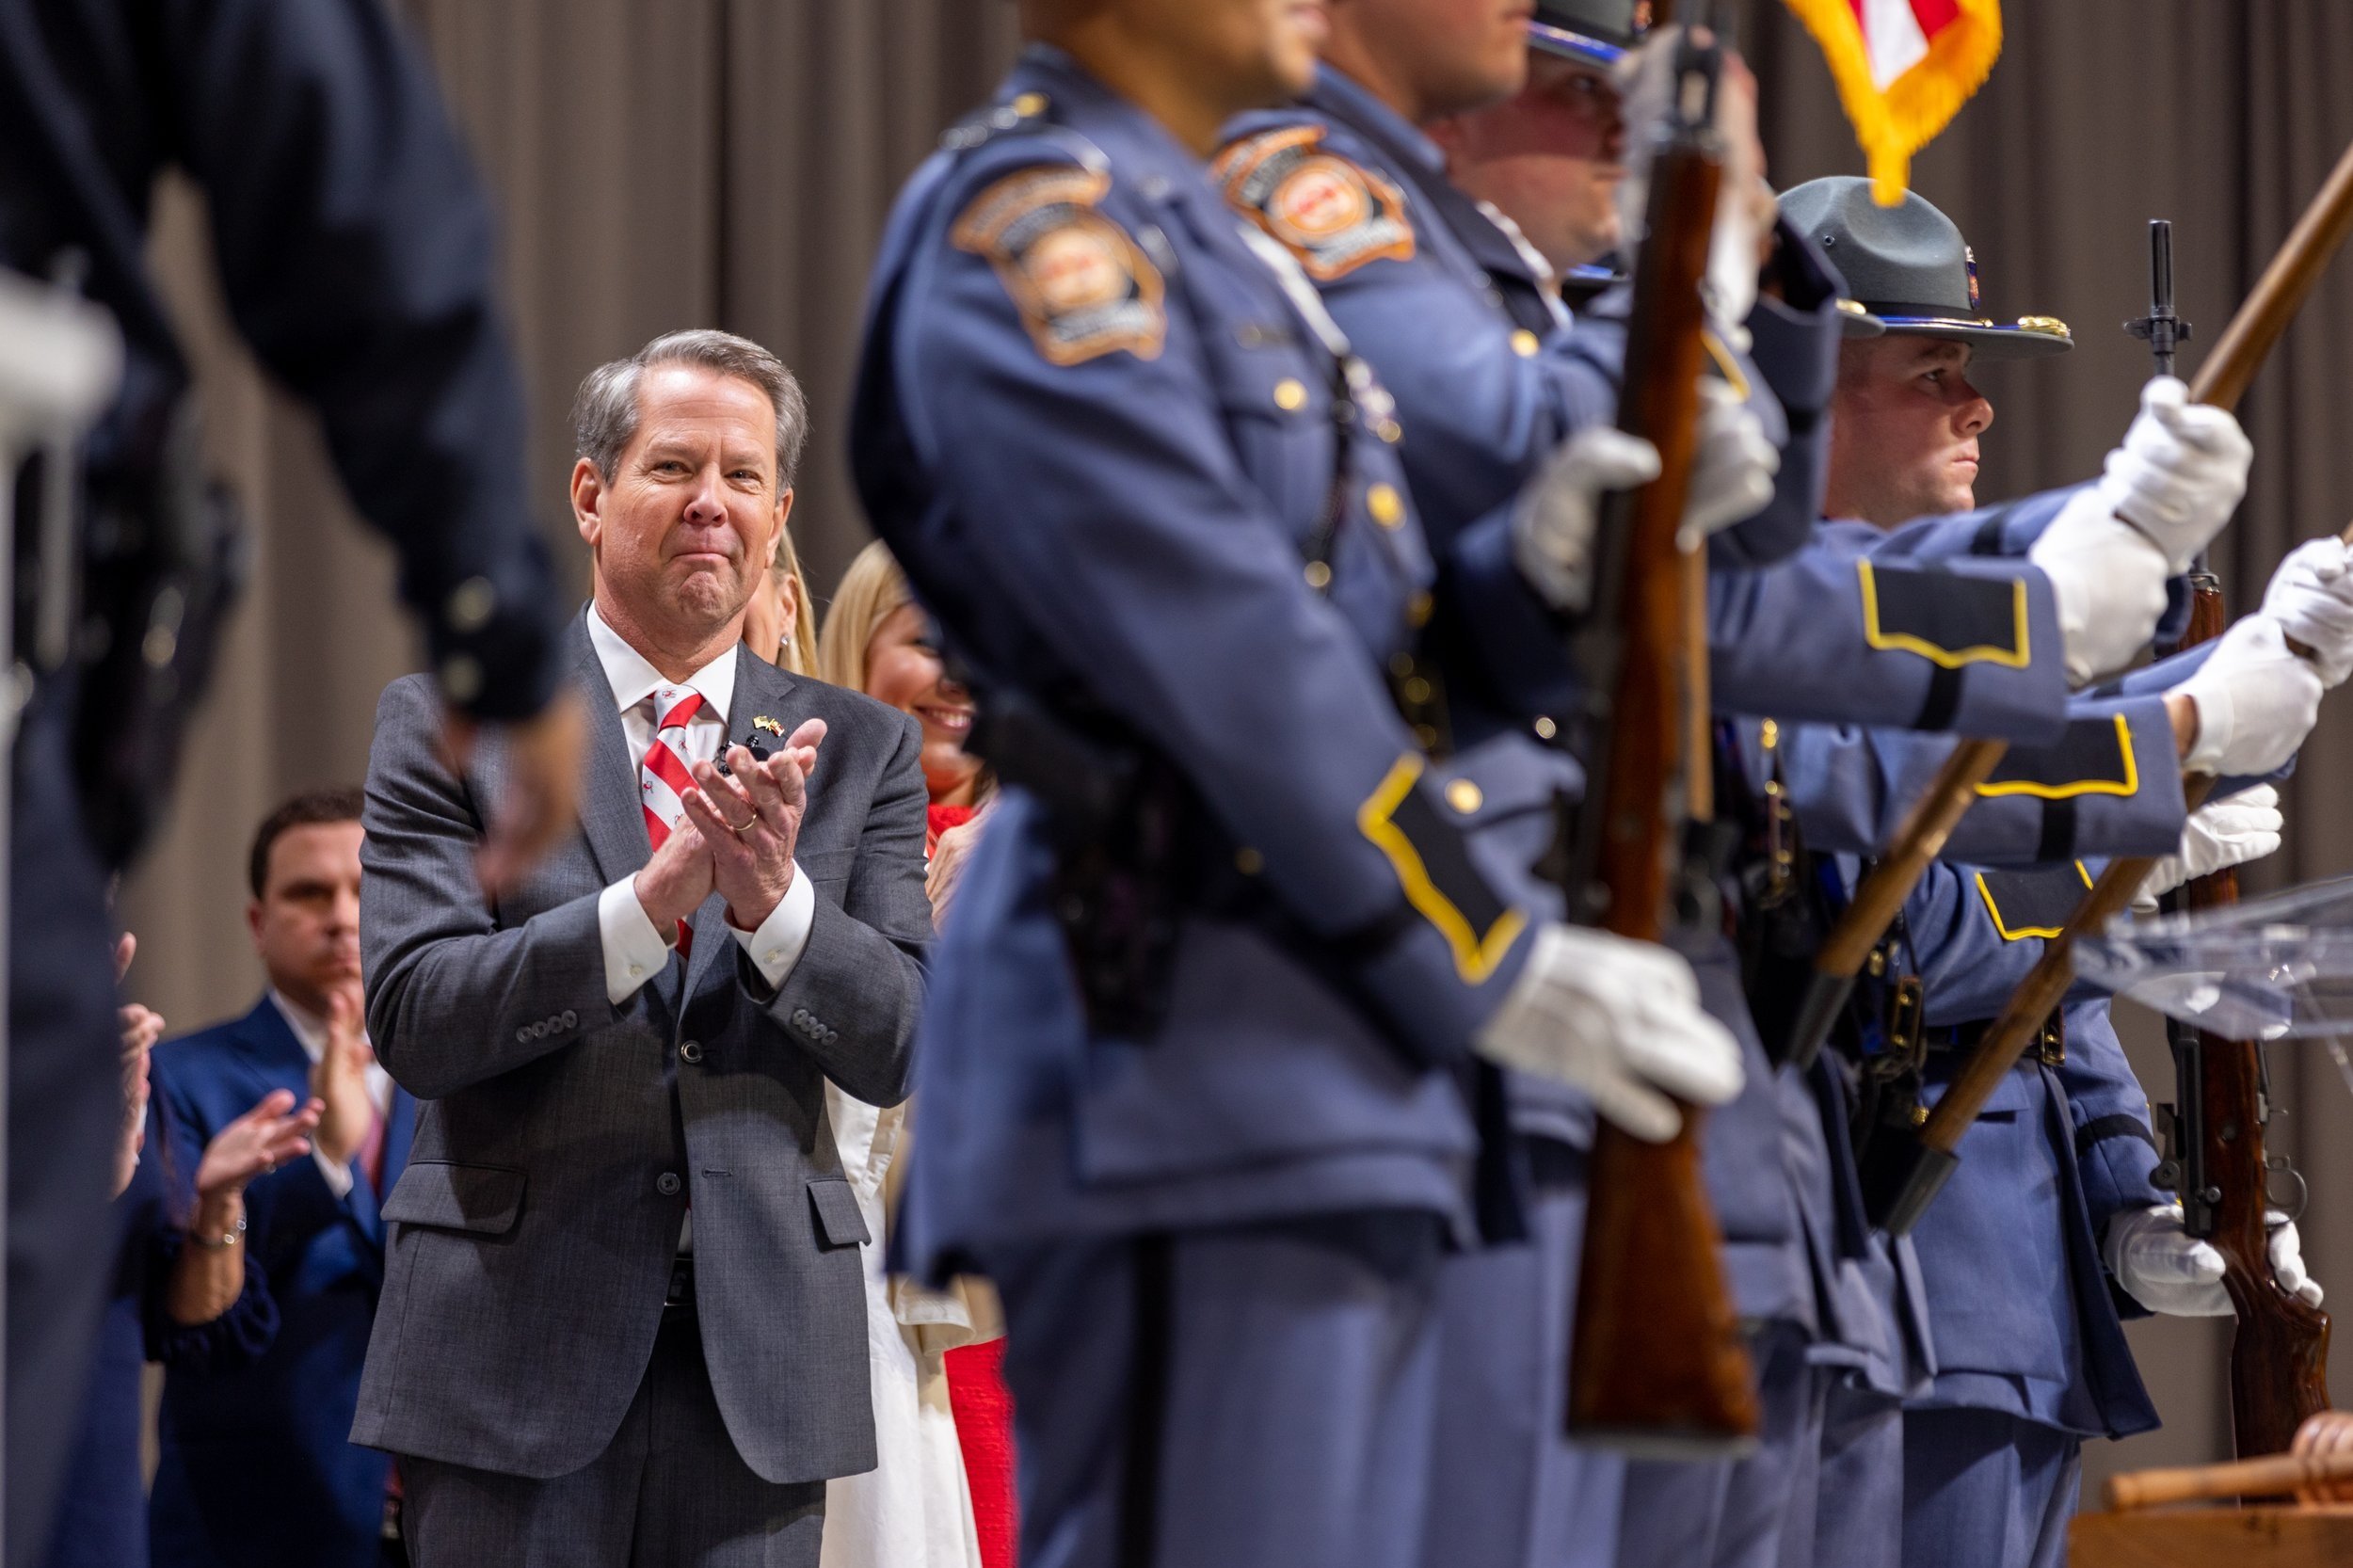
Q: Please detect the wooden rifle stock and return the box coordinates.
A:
[1806,133,2353,1100]
[2163,577,2333,1458]
[1565,24,1759,1455]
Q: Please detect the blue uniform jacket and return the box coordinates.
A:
[1219,70,2077,746]
[1873,861,2166,1438]
[0,0,563,718]
[853,47,1588,1272]
[149,998,416,1568]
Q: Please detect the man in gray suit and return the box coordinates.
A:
[352,329,931,1567]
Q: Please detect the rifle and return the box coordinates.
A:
[1561,8,1760,1454]
[1859,138,2353,1236]
[2132,217,2329,1459]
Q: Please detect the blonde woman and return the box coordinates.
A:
[744,527,820,676]
[819,542,1016,1568]
[741,540,987,1568]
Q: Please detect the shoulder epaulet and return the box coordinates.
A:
[939,90,1106,175]
[1213,122,1417,282]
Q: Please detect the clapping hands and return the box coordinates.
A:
[633,720,825,936]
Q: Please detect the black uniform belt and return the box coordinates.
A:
[1919,1016,2066,1067]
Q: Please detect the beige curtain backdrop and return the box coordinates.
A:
[114,0,2353,1490]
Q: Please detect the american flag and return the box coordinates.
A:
[1782,0,2003,202]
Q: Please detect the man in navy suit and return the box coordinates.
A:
[150,788,415,1568]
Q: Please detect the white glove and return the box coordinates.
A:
[2263,536,2353,686]
[1681,379,1780,545]
[1512,426,1660,612]
[1475,922,1745,1143]
[2025,488,2171,686]
[2105,1202,2324,1317]
[2097,376,2253,574]
[2172,615,2325,776]
[2133,784,2283,913]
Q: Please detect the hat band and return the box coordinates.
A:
[1852,299,1993,325]
[1528,21,1626,62]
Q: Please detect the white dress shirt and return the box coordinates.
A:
[586,601,817,1005]
[270,989,392,1201]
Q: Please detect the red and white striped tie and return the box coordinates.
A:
[640,688,703,954]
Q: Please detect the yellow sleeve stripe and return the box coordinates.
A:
[1855,558,2032,669]
[1356,753,1528,984]
[1973,861,2095,941]
[1975,712,2140,800]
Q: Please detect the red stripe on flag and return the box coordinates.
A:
[1911,0,1961,35]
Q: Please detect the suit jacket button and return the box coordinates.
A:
[514,1028,530,1044]
[562,1009,578,1028]
[655,1172,682,1196]
[679,1040,704,1064]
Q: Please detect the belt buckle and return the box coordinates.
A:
[2034,1016,2066,1067]
[1883,974,1927,1074]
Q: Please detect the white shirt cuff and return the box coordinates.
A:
[313,1149,356,1200]
[599,877,676,1005]
[729,862,816,989]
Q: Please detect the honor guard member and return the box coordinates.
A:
[1210,15,2233,1568]
[848,5,1744,1567]
[1756,178,2345,1568]
[0,3,584,1559]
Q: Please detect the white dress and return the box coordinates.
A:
[818,1085,984,1568]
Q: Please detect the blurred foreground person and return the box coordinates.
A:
[852,3,1748,1565]
[0,4,580,1552]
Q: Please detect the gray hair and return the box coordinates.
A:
[571,328,810,488]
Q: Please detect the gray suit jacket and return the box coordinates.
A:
[351,616,930,1484]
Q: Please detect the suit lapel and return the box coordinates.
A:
[233,997,314,1102]
[572,615,655,886]
[681,652,803,999]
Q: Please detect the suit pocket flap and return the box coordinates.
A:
[381,1160,526,1236]
[807,1177,871,1248]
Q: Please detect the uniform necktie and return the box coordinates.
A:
[639,688,704,955]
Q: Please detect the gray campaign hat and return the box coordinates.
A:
[1781,176,2073,359]
[1529,0,1646,67]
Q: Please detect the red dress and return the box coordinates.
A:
[924,804,1018,1568]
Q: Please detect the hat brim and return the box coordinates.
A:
[1865,314,2074,359]
[1834,300,1886,339]
[1528,22,1625,67]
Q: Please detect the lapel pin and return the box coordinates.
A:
[752,715,785,737]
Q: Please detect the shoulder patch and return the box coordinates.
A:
[951,165,1166,366]
[1214,127,1417,282]
[1973,861,2095,942]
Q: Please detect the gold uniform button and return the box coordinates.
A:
[1304,560,1334,590]
[1532,715,1557,740]
[1406,590,1434,628]
[1235,846,1265,875]
[1377,417,1403,443]
[1368,483,1404,530]
[1511,329,1541,358]
[1759,717,1780,749]
[1012,91,1048,118]
[1445,779,1483,815]
[1273,377,1309,411]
